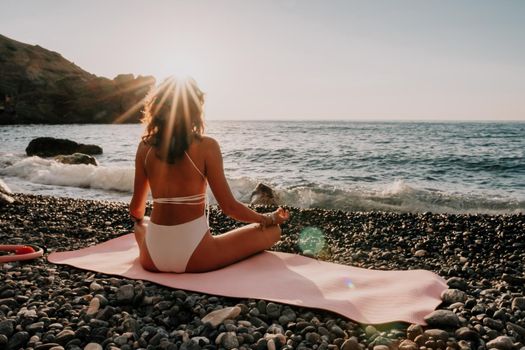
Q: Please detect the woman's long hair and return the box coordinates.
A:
[141,77,205,163]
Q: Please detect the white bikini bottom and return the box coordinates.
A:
[145,215,209,273]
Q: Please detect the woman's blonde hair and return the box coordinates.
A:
[141,77,205,163]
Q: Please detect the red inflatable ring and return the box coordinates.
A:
[0,244,44,263]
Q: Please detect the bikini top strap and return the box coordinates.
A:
[185,151,206,180]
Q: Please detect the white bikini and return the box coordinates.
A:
[143,147,209,273]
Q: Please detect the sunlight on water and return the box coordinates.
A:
[298,227,325,255]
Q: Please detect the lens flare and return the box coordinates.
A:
[344,277,356,289]
[298,227,325,256]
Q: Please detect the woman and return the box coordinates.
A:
[130,77,290,273]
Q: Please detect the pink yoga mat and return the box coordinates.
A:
[48,234,447,325]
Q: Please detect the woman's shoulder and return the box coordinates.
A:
[197,135,220,148]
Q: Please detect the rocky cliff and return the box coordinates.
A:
[0,34,155,124]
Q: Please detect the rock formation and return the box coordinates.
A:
[250,183,280,206]
[0,34,155,124]
[26,137,103,157]
[55,153,98,166]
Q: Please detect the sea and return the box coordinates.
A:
[1,121,524,214]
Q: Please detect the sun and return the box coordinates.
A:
[155,56,207,84]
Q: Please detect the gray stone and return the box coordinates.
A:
[221,332,239,350]
[266,302,281,319]
[330,325,345,338]
[341,337,360,350]
[483,317,504,331]
[407,324,423,340]
[424,310,460,328]
[180,339,201,350]
[0,320,14,337]
[486,336,514,350]
[117,284,135,304]
[511,297,525,311]
[424,329,448,341]
[414,249,427,257]
[305,332,320,344]
[55,153,98,166]
[455,327,480,343]
[26,321,45,333]
[446,277,468,291]
[8,331,30,350]
[56,329,76,344]
[201,306,241,328]
[441,289,468,304]
[84,344,103,350]
[86,297,100,316]
[399,339,418,350]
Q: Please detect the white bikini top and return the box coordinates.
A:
[144,147,207,206]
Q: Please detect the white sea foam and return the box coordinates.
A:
[1,156,523,214]
[1,156,134,192]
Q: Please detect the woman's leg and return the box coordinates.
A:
[186,224,281,273]
[133,220,159,272]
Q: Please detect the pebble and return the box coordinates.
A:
[116,284,135,303]
[424,310,460,328]
[55,329,76,344]
[486,336,515,350]
[406,324,423,340]
[441,289,467,304]
[414,249,427,257]
[424,329,448,341]
[0,320,14,337]
[1,195,525,350]
[399,339,418,350]
[201,306,241,327]
[8,331,30,349]
[446,277,468,291]
[220,331,239,349]
[512,297,525,311]
[266,302,281,319]
[86,297,100,316]
[454,327,479,342]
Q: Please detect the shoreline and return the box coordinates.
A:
[1,194,524,350]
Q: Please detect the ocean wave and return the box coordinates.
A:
[1,156,133,192]
[1,156,523,214]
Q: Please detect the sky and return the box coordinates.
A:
[1,0,524,121]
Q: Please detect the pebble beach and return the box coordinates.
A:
[1,194,524,350]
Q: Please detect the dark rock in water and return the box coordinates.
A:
[250,183,280,206]
[55,153,98,166]
[0,34,155,124]
[26,137,102,157]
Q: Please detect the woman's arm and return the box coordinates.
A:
[129,142,150,222]
[205,138,288,225]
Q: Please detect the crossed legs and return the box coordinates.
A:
[133,221,281,273]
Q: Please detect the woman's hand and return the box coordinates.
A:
[259,207,290,230]
[271,207,290,225]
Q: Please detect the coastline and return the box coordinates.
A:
[1,194,524,349]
